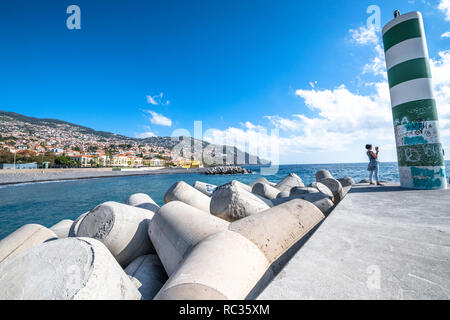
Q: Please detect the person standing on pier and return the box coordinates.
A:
[366,144,382,186]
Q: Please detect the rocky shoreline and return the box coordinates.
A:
[0,169,354,300]
[204,165,251,175]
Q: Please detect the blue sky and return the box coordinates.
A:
[1,0,449,164]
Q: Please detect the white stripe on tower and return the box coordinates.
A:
[389,78,434,108]
[385,37,428,70]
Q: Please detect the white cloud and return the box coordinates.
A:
[144,110,172,127]
[431,50,450,134]
[349,26,379,45]
[438,0,450,20]
[203,18,450,163]
[136,131,156,138]
[362,44,387,78]
[146,92,169,105]
[441,31,450,38]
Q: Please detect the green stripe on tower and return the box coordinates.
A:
[383,18,422,52]
[387,57,431,88]
[397,143,444,167]
[392,99,438,125]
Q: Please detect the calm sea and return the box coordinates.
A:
[0,162,449,240]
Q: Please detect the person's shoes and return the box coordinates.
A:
[377,182,383,186]
[369,182,375,185]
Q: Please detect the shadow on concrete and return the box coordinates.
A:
[246,216,327,299]
[349,185,407,193]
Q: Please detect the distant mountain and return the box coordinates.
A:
[0,110,269,165]
[0,110,130,140]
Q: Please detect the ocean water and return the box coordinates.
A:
[0,162,449,240]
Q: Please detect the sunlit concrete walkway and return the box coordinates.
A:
[258,183,450,299]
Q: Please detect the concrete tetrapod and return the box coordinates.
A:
[309,181,335,202]
[252,182,281,200]
[127,193,160,213]
[276,190,291,199]
[164,181,211,213]
[290,187,319,196]
[315,169,333,181]
[0,224,57,263]
[68,212,88,237]
[77,201,155,267]
[0,237,141,300]
[250,177,277,188]
[337,177,355,188]
[124,254,168,300]
[271,193,334,215]
[210,182,271,222]
[155,199,324,300]
[50,219,74,238]
[154,230,269,300]
[319,178,344,204]
[193,181,218,196]
[149,201,230,276]
[220,180,252,193]
[341,185,352,198]
[229,199,325,263]
[275,173,304,192]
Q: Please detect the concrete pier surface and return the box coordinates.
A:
[258,183,450,299]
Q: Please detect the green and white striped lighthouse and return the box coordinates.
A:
[382,11,447,189]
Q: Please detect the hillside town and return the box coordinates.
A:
[0,113,201,169]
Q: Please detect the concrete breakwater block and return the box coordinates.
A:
[275,173,304,191]
[155,230,270,300]
[341,185,352,198]
[210,182,272,221]
[50,219,74,238]
[319,178,343,204]
[0,224,57,263]
[272,193,334,215]
[164,181,211,213]
[224,180,252,192]
[77,201,155,267]
[193,181,217,196]
[149,201,230,276]
[250,177,277,188]
[155,199,325,300]
[252,182,280,200]
[315,169,333,181]
[124,254,168,300]
[229,199,325,263]
[68,212,88,237]
[337,177,355,188]
[0,237,141,300]
[127,193,160,213]
[309,181,335,202]
[276,190,291,198]
[290,186,319,196]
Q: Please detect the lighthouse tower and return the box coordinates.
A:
[382,11,447,189]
